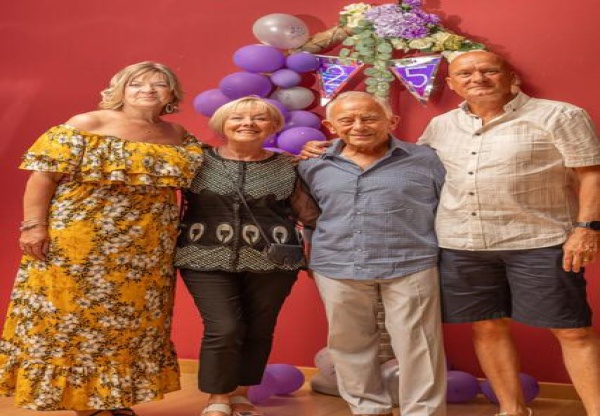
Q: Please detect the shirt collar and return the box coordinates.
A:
[458,92,531,116]
[323,136,409,159]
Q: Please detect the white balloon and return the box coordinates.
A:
[270,86,314,110]
[252,13,310,49]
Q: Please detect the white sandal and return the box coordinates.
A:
[201,403,232,416]
[229,395,264,416]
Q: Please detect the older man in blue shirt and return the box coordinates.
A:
[298,91,446,416]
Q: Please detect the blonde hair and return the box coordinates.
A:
[325,91,393,119]
[99,61,183,115]
[208,96,285,136]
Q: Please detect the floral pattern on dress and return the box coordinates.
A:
[0,125,203,410]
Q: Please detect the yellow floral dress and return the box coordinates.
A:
[0,125,203,411]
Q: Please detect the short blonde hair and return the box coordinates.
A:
[99,61,183,115]
[325,91,393,119]
[208,96,285,136]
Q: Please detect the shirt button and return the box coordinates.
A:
[468,172,474,175]
[355,230,362,234]
[471,152,477,155]
[356,211,362,215]
[356,266,362,270]
[469,192,475,196]
[356,248,362,252]
[471,212,477,216]
[475,133,482,136]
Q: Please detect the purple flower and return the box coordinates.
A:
[403,0,422,7]
[364,3,439,40]
[414,8,441,25]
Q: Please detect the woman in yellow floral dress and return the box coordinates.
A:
[0,62,203,416]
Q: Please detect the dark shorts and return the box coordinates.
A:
[439,245,592,328]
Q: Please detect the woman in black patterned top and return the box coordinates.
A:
[175,97,318,416]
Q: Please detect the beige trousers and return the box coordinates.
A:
[314,267,447,416]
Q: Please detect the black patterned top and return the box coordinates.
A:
[175,147,318,273]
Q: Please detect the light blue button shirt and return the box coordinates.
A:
[298,137,445,280]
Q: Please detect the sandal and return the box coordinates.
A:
[230,395,264,416]
[202,403,232,416]
[112,409,137,416]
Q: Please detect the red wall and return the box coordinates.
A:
[1,0,599,383]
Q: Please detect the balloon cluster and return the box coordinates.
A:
[247,363,306,404]
[193,13,327,154]
[310,347,540,405]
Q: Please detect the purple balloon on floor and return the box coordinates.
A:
[265,363,305,395]
[480,373,540,404]
[248,371,277,404]
[446,371,480,403]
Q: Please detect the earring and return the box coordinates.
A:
[164,102,175,114]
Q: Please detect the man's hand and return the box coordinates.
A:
[562,228,599,272]
[299,140,333,160]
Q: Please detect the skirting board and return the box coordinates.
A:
[178,359,580,401]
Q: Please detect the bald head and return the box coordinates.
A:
[446,50,517,105]
[449,51,512,74]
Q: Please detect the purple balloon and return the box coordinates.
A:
[233,44,286,73]
[264,146,285,153]
[284,110,321,130]
[193,89,232,117]
[219,72,273,99]
[446,371,480,403]
[248,371,277,404]
[264,133,278,147]
[286,52,319,73]
[270,69,302,88]
[265,364,305,395]
[277,127,326,155]
[481,373,539,404]
[262,98,290,121]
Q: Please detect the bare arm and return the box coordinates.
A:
[20,171,63,261]
[562,165,600,272]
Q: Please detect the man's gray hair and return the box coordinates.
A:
[325,91,393,119]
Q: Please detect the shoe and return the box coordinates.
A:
[230,395,264,416]
[495,407,533,416]
[202,403,232,416]
[111,409,137,416]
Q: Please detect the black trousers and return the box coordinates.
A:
[180,269,298,394]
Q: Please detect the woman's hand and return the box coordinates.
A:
[20,226,50,261]
[299,140,332,160]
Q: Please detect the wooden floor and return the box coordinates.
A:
[0,372,586,416]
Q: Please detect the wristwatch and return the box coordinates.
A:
[574,221,600,231]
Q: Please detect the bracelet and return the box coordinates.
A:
[20,219,48,232]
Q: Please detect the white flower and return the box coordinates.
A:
[341,3,372,28]
[408,38,434,49]
[441,50,466,62]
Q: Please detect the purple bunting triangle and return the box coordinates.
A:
[390,55,442,105]
[315,55,364,106]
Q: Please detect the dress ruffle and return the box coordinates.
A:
[19,124,203,187]
[0,355,180,410]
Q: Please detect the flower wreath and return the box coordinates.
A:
[296,0,485,98]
